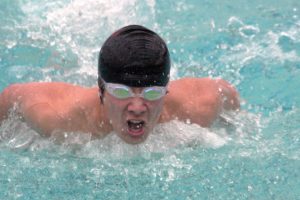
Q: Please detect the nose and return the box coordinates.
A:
[127,97,147,116]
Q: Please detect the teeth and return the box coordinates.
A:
[127,120,145,130]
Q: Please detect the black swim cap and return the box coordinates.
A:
[98,25,170,87]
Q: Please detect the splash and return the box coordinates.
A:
[0,108,263,160]
[221,17,300,65]
[19,0,157,80]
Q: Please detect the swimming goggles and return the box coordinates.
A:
[103,81,168,101]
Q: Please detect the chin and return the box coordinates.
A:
[125,138,146,144]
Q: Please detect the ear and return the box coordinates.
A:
[99,89,104,104]
[98,78,105,104]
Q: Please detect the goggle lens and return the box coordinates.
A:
[143,88,163,101]
[112,87,131,99]
[105,82,166,101]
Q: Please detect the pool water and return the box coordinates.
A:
[0,0,299,199]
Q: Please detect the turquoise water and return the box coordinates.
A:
[0,0,300,199]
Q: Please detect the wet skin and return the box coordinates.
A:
[0,78,240,144]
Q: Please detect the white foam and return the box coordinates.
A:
[77,121,230,159]
[0,117,229,155]
[0,117,39,150]
[0,105,266,158]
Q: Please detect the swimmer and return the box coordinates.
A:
[0,25,240,144]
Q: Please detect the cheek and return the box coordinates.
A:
[149,100,164,117]
[104,96,127,120]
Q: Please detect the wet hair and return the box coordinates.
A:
[98,25,170,93]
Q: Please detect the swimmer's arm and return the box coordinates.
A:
[162,78,240,127]
[22,102,65,137]
[0,84,64,136]
[184,78,240,126]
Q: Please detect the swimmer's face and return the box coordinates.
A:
[102,87,165,144]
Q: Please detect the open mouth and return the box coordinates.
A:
[127,120,145,136]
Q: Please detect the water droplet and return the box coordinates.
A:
[7,41,16,49]
[248,185,253,191]
[186,119,191,124]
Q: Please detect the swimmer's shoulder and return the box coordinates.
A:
[2,81,97,96]
[169,77,218,89]
[167,77,219,101]
[1,82,99,109]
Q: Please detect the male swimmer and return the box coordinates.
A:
[0,25,240,144]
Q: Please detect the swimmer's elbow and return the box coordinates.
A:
[221,93,240,111]
[216,79,240,111]
[223,91,240,111]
